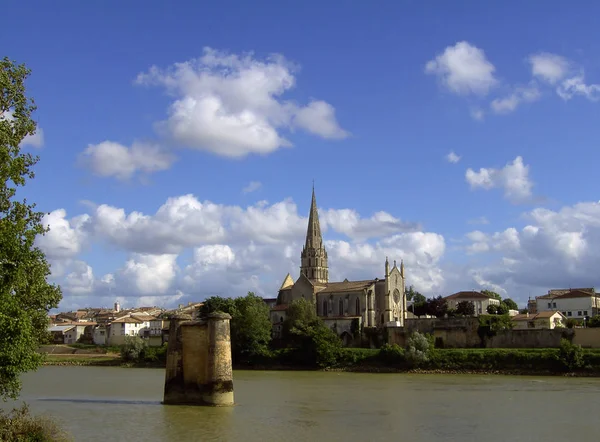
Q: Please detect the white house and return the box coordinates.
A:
[535,289,600,320]
[444,291,501,316]
[512,311,566,330]
[107,316,145,346]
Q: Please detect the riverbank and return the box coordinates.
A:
[41,346,600,376]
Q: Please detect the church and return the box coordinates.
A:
[270,187,406,342]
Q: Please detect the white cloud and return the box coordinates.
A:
[425,41,497,96]
[135,47,348,158]
[64,261,95,295]
[242,181,262,194]
[321,209,421,240]
[529,53,571,85]
[79,141,175,180]
[490,85,540,114]
[557,74,600,101]
[465,156,533,204]
[117,253,179,295]
[37,209,90,260]
[470,108,485,121]
[463,201,600,294]
[445,151,461,163]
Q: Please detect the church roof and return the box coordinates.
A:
[279,273,294,290]
[317,279,377,294]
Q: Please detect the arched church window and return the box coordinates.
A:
[339,299,344,316]
[323,300,328,317]
[355,298,360,316]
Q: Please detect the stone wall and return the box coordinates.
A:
[572,328,600,348]
[163,312,234,406]
[387,318,585,349]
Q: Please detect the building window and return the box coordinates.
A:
[584,311,588,316]
[567,312,572,317]
[339,299,344,316]
[552,302,557,308]
[355,298,360,316]
[322,300,328,317]
[548,303,552,308]
[562,312,567,316]
[578,311,582,316]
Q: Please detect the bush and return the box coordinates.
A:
[0,403,71,441]
[557,339,584,372]
[120,336,147,362]
[405,332,432,368]
[378,343,405,365]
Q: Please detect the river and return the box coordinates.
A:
[5,366,600,441]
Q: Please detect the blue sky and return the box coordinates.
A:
[4,1,600,310]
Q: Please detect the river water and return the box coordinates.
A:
[6,366,600,441]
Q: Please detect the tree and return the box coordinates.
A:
[409,300,428,318]
[496,303,509,315]
[487,304,498,315]
[502,298,518,311]
[405,285,426,303]
[481,290,502,301]
[199,292,272,364]
[0,58,62,400]
[455,300,475,316]
[426,296,448,318]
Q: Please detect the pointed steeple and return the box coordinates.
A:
[305,185,323,249]
[300,185,328,284]
[400,259,405,278]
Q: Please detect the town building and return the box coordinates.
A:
[511,311,566,330]
[535,288,600,320]
[444,291,501,316]
[270,187,406,343]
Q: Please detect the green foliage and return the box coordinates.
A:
[587,316,600,328]
[405,332,433,367]
[426,296,448,318]
[502,298,519,311]
[455,300,475,316]
[556,339,584,372]
[486,304,498,315]
[378,343,405,365]
[200,292,272,364]
[565,318,582,329]
[410,300,428,317]
[478,314,513,339]
[405,285,426,303]
[481,290,502,300]
[120,336,148,362]
[0,57,62,400]
[496,303,509,315]
[0,403,71,441]
[283,299,342,368]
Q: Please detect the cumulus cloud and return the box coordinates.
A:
[529,53,571,85]
[445,151,461,163]
[557,75,600,101]
[465,156,534,204]
[135,47,348,158]
[425,41,497,96]
[242,181,262,194]
[41,193,445,308]
[468,216,490,225]
[79,141,175,180]
[463,201,600,293]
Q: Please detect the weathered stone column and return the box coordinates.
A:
[202,312,234,406]
[163,313,192,405]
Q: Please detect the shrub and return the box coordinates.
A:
[557,339,584,372]
[120,336,147,362]
[0,403,71,441]
[405,332,432,368]
[378,343,405,365]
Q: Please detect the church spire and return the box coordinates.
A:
[305,185,323,249]
[300,185,328,284]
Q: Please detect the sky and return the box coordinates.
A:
[3,1,600,311]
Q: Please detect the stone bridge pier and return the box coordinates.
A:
[163,312,234,406]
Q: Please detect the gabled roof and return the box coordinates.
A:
[111,316,144,324]
[445,291,494,300]
[279,273,294,290]
[512,311,565,321]
[317,279,377,294]
[48,325,76,332]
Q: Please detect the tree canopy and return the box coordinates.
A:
[0,57,62,400]
[405,285,426,303]
[199,292,272,364]
[481,290,502,301]
[502,298,519,311]
[456,300,475,316]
